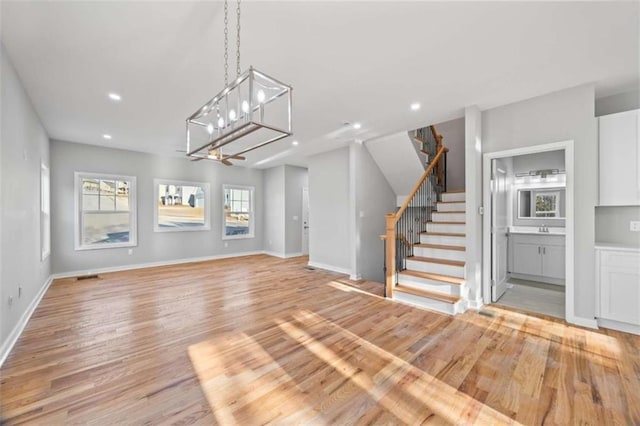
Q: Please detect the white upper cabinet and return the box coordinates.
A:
[598,109,640,206]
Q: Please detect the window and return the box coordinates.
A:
[154,179,210,232]
[223,185,254,239]
[75,172,137,250]
[41,163,50,260]
[535,191,559,217]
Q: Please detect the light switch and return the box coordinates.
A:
[293,216,298,221]
[630,221,640,232]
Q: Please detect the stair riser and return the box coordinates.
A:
[398,275,467,296]
[393,292,462,315]
[405,259,465,278]
[432,212,465,222]
[437,202,465,212]
[413,247,465,261]
[420,234,466,246]
[442,192,465,202]
[426,223,466,234]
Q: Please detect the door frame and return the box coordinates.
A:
[301,187,309,255]
[481,140,575,321]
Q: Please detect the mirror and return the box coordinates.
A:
[518,188,565,219]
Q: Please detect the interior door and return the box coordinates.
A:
[302,187,309,255]
[491,158,509,302]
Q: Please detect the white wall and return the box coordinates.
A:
[595,206,640,247]
[436,117,465,191]
[284,165,308,255]
[1,47,51,355]
[352,143,396,282]
[264,166,285,256]
[308,148,351,273]
[595,89,640,117]
[365,132,424,201]
[482,84,598,320]
[50,140,264,274]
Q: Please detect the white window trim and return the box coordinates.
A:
[222,184,255,240]
[153,179,211,232]
[41,163,51,261]
[74,172,137,251]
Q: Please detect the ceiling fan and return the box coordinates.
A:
[176,147,246,166]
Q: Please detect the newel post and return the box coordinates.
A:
[385,213,396,299]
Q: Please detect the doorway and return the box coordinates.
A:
[302,187,309,255]
[482,141,575,320]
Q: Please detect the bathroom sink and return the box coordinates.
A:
[509,226,565,235]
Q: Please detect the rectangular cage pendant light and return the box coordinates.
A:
[186,67,292,162]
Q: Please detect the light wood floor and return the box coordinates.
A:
[1,255,638,425]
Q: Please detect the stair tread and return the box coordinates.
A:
[443,189,466,193]
[407,256,465,267]
[427,221,466,225]
[414,243,466,251]
[399,269,465,285]
[433,211,466,214]
[437,201,465,204]
[395,284,462,303]
[421,232,466,237]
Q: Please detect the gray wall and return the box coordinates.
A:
[595,89,640,117]
[284,165,308,255]
[50,140,264,274]
[1,47,51,348]
[595,206,640,247]
[263,166,285,256]
[437,117,465,191]
[512,150,565,174]
[308,147,350,272]
[482,84,598,320]
[353,143,396,282]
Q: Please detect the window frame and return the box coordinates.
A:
[40,163,51,261]
[153,179,211,232]
[222,184,255,240]
[74,172,137,251]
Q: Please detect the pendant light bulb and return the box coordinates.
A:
[257,89,266,103]
[242,100,249,113]
[218,116,225,128]
[229,109,237,121]
[207,123,214,134]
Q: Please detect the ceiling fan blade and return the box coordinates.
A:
[229,155,246,161]
[222,159,233,166]
[190,156,205,162]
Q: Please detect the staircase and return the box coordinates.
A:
[383,125,468,316]
[393,190,467,314]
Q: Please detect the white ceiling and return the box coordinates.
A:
[1,1,638,169]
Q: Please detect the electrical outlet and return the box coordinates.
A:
[224,242,229,248]
[630,221,640,232]
[128,248,133,255]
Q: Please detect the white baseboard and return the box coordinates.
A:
[0,275,54,368]
[52,251,266,279]
[349,274,362,281]
[567,315,599,329]
[468,297,484,310]
[307,261,351,276]
[598,318,640,336]
[263,251,305,259]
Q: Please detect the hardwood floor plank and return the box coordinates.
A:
[1,255,638,425]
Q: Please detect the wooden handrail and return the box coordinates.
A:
[392,145,448,225]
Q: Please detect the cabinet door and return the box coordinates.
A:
[600,265,640,325]
[542,245,565,279]
[599,110,640,206]
[512,242,542,275]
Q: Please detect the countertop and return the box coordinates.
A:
[509,226,566,236]
[594,243,640,252]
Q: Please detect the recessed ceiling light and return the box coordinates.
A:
[292,140,299,146]
[102,134,112,140]
[410,102,421,111]
[353,123,362,130]
[108,93,122,102]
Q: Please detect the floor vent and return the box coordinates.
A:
[77,274,100,281]
[305,266,315,271]
[478,310,495,317]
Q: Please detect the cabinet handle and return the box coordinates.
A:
[543,247,546,255]
[538,246,541,254]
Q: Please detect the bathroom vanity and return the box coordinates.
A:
[508,228,565,285]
